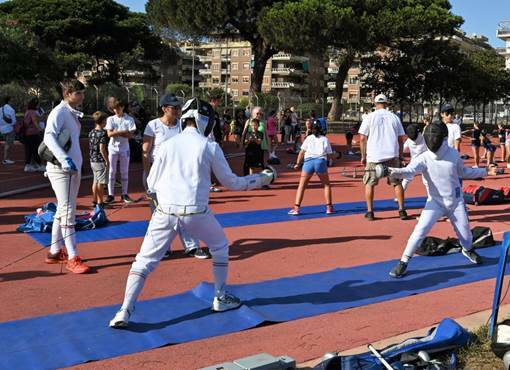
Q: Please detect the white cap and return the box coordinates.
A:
[374,94,388,103]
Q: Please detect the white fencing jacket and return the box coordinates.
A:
[390,142,487,210]
[44,101,83,171]
[147,127,260,208]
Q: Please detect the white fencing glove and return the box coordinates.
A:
[61,157,77,173]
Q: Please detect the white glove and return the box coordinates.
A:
[61,157,77,173]
[259,170,273,187]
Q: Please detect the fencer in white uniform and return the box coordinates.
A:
[110,98,275,327]
[387,123,497,278]
[142,93,206,259]
[401,124,428,192]
[43,80,90,274]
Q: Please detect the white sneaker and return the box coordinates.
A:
[24,164,36,172]
[461,248,482,264]
[212,292,242,312]
[2,159,14,165]
[109,308,131,328]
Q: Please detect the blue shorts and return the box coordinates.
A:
[302,158,328,175]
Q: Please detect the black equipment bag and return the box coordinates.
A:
[416,237,461,256]
[471,226,494,248]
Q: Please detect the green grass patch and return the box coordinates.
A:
[457,325,504,369]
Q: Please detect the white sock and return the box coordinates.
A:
[213,254,229,297]
[49,218,63,254]
[61,225,78,259]
[401,255,411,263]
[121,272,146,312]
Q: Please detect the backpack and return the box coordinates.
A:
[2,105,12,124]
[416,236,461,256]
[463,185,505,205]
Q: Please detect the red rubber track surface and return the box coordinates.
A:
[1,135,510,369]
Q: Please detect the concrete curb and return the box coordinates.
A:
[297,304,510,369]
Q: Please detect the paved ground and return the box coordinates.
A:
[1,134,510,369]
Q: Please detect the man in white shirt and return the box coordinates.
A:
[442,104,461,151]
[142,93,208,259]
[105,99,136,204]
[0,96,16,164]
[109,98,275,328]
[358,94,407,221]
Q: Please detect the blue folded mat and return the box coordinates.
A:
[28,196,427,246]
[0,243,503,370]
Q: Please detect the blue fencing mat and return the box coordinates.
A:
[0,243,503,369]
[28,196,427,246]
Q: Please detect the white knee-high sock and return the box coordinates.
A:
[121,272,146,312]
[61,225,78,259]
[50,217,63,254]
[212,254,229,297]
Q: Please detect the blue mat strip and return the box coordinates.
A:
[28,196,427,246]
[0,244,503,369]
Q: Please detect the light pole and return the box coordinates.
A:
[125,86,130,103]
[191,43,195,97]
[152,87,159,113]
[93,84,99,111]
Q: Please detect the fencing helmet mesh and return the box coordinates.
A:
[423,123,448,153]
[405,124,420,142]
[180,98,215,136]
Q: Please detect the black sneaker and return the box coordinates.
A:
[185,248,210,259]
[399,209,409,220]
[462,248,482,264]
[104,195,114,204]
[121,194,134,204]
[389,261,408,278]
[364,211,375,221]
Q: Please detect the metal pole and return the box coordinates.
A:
[152,87,159,113]
[125,86,130,103]
[224,37,229,109]
[191,43,195,97]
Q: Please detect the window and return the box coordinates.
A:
[212,78,220,84]
[213,50,220,57]
[232,90,238,97]
[243,48,251,56]
[231,76,239,83]
[232,49,239,57]
[242,91,250,96]
[242,76,250,83]
[348,76,359,84]
[243,63,249,70]
[263,77,270,84]
[212,63,220,71]
[231,63,238,71]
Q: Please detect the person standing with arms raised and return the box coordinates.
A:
[359,94,408,221]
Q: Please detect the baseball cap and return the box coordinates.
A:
[159,94,181,107]
[374,94,388,103]
[440,103,454,113]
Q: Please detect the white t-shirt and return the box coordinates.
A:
[144,118,181,162]
[403,133,427,159]
[105,113,136,152]
[0,104,16,134]
[446,123,461,149]
[358,108,405,163]
[301,134,332,160]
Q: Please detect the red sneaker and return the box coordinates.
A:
[45,249,68,264]
[66,256,90,274]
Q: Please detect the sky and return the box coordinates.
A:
[118,0,510,48]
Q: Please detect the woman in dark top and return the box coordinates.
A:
[462,122,482,168]
[496,123,507,163]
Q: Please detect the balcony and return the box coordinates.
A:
[199,68,211,74]
[199,82,212,88]
[271,67,305,76]
[328,67,339,74]
[199,55,212,62]
[271,81,306,90]
[272,53,308,63]
[497,21,510,39]
[327,82,349,90]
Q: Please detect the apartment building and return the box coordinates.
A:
[497,21,510,70]
[182,39,325,101]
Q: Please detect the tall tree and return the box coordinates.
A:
[146,0,286,96]
[260,0,462,120]
[0,0,161,83]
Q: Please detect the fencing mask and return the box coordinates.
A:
[180,98,215,136]
[405,124,420,142]
[423,123,448,153]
